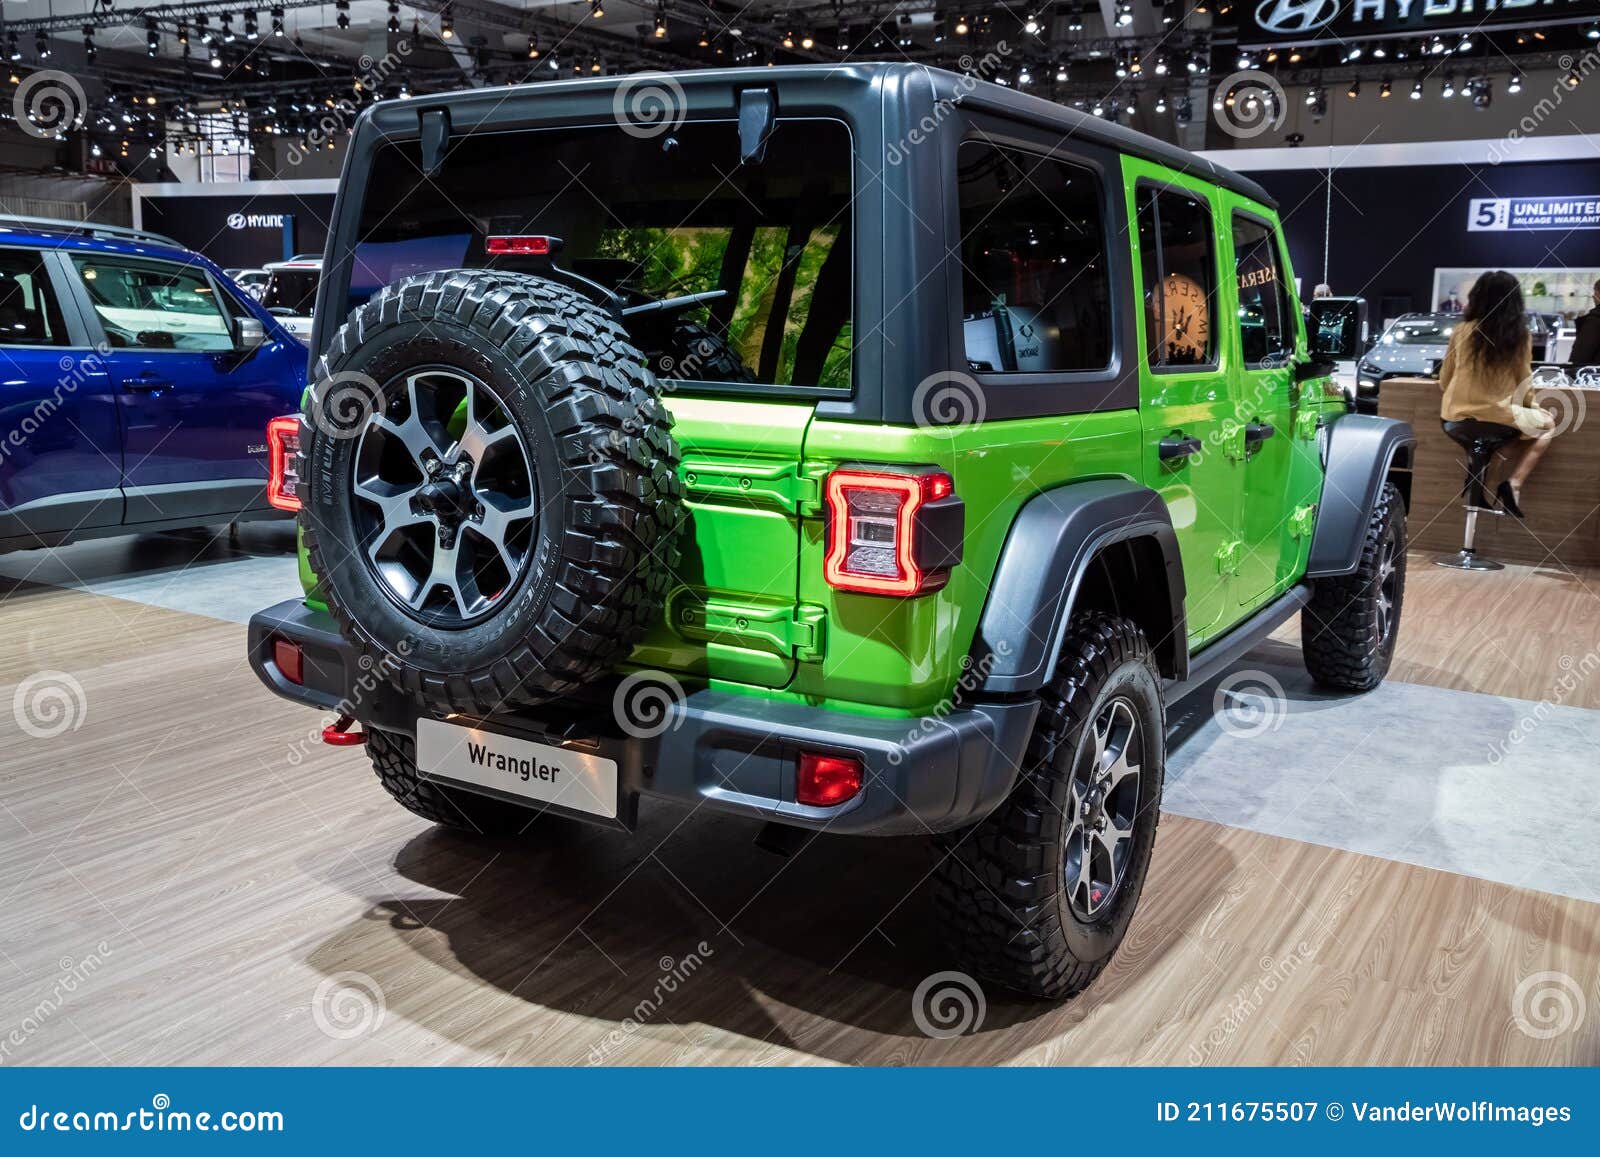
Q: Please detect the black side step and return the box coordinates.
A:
[1163,584,1312,704]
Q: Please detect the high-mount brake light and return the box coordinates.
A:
[823,468,963,596]
[266,415,301,511]
[485,234,555,255]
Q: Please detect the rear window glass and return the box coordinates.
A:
[350,118,854,390]
[263,268,320,315]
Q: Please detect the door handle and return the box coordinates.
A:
[1158,434,1204,462]
[1244,421,1276,446]
[123,375,174,393]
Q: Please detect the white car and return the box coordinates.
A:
[259,257,321,341]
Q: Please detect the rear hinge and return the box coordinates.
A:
[676,599,827,661]
[681,459,820,515]
[1222,423,1248,462]
[1214,540,1244,576]
[1289,504,1318,539]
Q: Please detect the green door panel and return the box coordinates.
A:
[1122,157,1242,646]
[627,396,814,688]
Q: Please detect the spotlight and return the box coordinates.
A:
[335,1,349,31]
[272,7,285,36]
[1153,53,1168,76]
[955,15,969,35]
[1055,62,1068,82]
[836,22,849,50]
[1380,78,1392,98]
[698,25,709,48]
[441,7,454,39]
[1410,78,1424,99]
[1442,74,1456,98]
[1155,92,1168,113]
[387,2,400,34]
[1563,67,1581,89]
[653,10,667,38]
[1472,78,1492,109]
[222,14,235,42]
[782,30,794,49]
[245,10,259,40]
[36,32,51,59]
[5,31,18,62]
[591,0,604,16]
[801,30,815,49]
[1508,72,1524,93]
[1116,1,1134,27]
[1347,78,1360,98]
[1024,12,1040,35]
[1457,34,1473,52]
[146,18,159,56]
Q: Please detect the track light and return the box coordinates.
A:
[146,19,160,56]
[245,10,259,40]
[5,32,18,62]
[954,15,969,35]
[1410,78,1424,99]
[272,7,285,36]
[335,1,350,31]
[591,0,605,16]
[1116,2,1134,27]
[1508,72,1524,94]
[1024,11,1041,35]
[222,14,235,43]
[441,7,455,39]
[1347,78,1360,98]
[1380,78,1392,98]
[1472,78,1492,109]
[527,35,539,59]
[387,2,400,34]
[1442,74,1456,98]
[36,32,51,59]
[801,30,815,49]
[653,10,667,38]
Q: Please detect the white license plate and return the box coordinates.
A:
[415,718,619,819]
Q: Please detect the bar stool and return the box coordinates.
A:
[1436,418,1521,571]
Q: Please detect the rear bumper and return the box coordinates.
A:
[247,599,1038,836]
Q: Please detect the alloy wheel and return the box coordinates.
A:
[1063,696,1144,921]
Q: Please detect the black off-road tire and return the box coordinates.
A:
[367,727,536,835]
[301,269,684,717]
[932,614,1165,1000]
[1302,481,1406,692]
[650,319,756,382]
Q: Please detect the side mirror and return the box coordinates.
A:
[1308,296,1369,360]
[234,315,266,352]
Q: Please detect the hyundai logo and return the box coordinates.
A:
[1254,0,1341,36]
[226,212,246,229]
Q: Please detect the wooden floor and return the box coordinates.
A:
[1,566,1598,1066]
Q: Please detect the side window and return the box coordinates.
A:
[0,248,69,348]
[69,254,233,352]
[1136,187,1218,370]
[957,140,1112,374]
[1232,215,1291,367]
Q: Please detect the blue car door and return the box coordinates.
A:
[63,250,302,526]
[0,246,123,544]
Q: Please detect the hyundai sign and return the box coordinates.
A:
[1241,0,1600,47]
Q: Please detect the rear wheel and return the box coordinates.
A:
[367,727,537,835]
[932,614,1165,999]
[1302,481,1406,692]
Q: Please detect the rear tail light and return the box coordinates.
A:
[271,637,304,685]
[823,468,963,596]
[796,752,863,807]
[266,415,301,511]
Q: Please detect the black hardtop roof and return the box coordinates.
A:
[396,61,1276,210]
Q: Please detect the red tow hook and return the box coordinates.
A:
[321,714,366,746]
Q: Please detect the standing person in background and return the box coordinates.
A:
[1569,277,1600,368]
[1438,270,1558,519]
[1312,283,1334,299]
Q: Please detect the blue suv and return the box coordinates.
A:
[0,215,306,553]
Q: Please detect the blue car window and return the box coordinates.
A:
[0,248,68,348]
[70,254,233,352]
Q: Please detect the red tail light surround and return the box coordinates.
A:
[266,415,302,512]
[267,412,300,512]
[823,468,962,596]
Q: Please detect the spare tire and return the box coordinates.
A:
[301,269,684,716]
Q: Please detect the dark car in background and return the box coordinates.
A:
[1355,312,1456,413]
[0,215,307,553]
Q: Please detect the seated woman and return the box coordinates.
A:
[1438,270,1557,518]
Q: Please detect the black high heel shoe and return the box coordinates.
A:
[1496,481,1526,519]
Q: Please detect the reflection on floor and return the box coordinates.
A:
[0,534,1597,1065]
[0,521,299,626]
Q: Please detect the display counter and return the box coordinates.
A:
[1378,376,1600,568]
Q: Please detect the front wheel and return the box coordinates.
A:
[932,614,1165,1000]
[1302,481,1406,692]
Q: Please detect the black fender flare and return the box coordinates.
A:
[974,479,1187,694]
[1307,413,1416,578]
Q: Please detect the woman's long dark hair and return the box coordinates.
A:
[1461,270,1528,374]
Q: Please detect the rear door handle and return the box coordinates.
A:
[1158,434,1204,462]
[1245,421,1276,446]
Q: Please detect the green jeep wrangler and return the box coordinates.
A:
[250,63,1414,1000]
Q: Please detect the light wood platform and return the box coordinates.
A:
[1380,376,1600,568]
[2,577,1597,1065]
